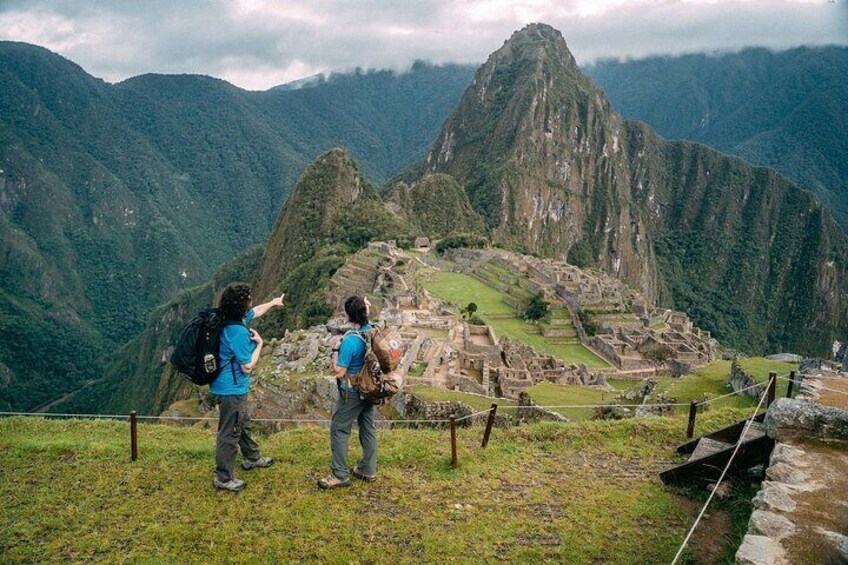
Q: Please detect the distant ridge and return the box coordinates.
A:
[587,46,848,231]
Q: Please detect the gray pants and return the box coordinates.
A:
[215,394,261,482]
[330,389,378,480]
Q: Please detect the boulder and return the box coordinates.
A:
[747,510,796,540]
[769,444,806,467]
[735,535,787,565]
[765,462,809,486]
[752,482,796,513]
[766,398,848,441]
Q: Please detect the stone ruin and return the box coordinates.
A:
[161,240,725,424]
[444,247,718,376]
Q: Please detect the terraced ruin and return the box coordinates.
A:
[322,242,718,403]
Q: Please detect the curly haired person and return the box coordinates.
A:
[212,283,284,493]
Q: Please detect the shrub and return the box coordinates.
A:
[435,233,488,254]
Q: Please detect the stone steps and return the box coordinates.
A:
[541,326,577,338]
[545,338,581,345]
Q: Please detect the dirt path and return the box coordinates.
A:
[31,378,106,413]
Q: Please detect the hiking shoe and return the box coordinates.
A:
[213,477,246,492]
[352,467,376,483]
[317,474,351,489]
[242,456,274,470]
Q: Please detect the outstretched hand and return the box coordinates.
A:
[272,293,285,307]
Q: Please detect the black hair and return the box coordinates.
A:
[344,295,368,326]
[219,283,252,321]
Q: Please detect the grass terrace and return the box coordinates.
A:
[1,414,757,564]
[421,271,513,315]
[650,358,799,413]
[407,385,516,411]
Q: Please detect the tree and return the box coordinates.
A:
[523,294,548,321]
[460,302,478,320]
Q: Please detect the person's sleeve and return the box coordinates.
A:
[244,309,255,326]
[230,327,254,366]
[336,336,356,369]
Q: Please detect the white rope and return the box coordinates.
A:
[701,382,764,404]
[0,411,130,419]
[776,375,848,397]
[670,387,770,565]
[0,411,455,425]
[453,409,495,422]
[497,402,690,410]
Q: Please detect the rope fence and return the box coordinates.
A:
[2,370,835,473]
[776,375,848,397]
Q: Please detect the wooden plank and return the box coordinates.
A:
[661,435,775,486]
[676,412,766,455]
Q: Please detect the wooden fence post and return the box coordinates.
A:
[481,403,498,448]
[786,371,796,398]
[767,372,777,407]
[130,410,138,461]
[450,416,457,468]
[686,401,698,439]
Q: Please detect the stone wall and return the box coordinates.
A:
[736,369,848,564]
[730,362,765,399]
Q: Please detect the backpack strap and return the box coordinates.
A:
[341,328,371,391]
[222,320,249,386]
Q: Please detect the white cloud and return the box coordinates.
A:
[0,0,845,90]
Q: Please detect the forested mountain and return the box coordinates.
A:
[0,42,472,412]
[70,149,414,415]
[3,33,847,414]
[586,47,848,230]
[421,24,848,355]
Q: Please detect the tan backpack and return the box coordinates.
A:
[347,325,405,404]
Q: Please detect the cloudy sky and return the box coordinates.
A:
[1,0,845,90]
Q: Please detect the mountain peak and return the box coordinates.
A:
[254,149,365,295]
[499,22,577,69]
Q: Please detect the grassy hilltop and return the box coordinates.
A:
[1,412,758,564]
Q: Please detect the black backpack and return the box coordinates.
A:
[169,308,242,386]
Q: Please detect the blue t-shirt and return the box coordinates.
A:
[210,309,256,396]
[337,324,372,392]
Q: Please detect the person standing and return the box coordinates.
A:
[212,283,284,493]
[318,295,378,489]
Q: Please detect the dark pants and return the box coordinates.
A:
[330,389,378,480]
[215,394,261,482]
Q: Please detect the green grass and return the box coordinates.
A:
[407,363,427,377]
[737,358,797,398]
[524,382,617,420]
[652,358,799,414]
[421,271,513,315]
[0,415,756,564]
[489,317,610,368]
[407,385,515,411]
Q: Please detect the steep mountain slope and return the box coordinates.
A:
[425,24,658,299]
[0,43,470,411]
[254,149,408,329]
[386,174,487,237]
[587,47,848,230]
[69,150,407,414]
[421,24,848,355]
